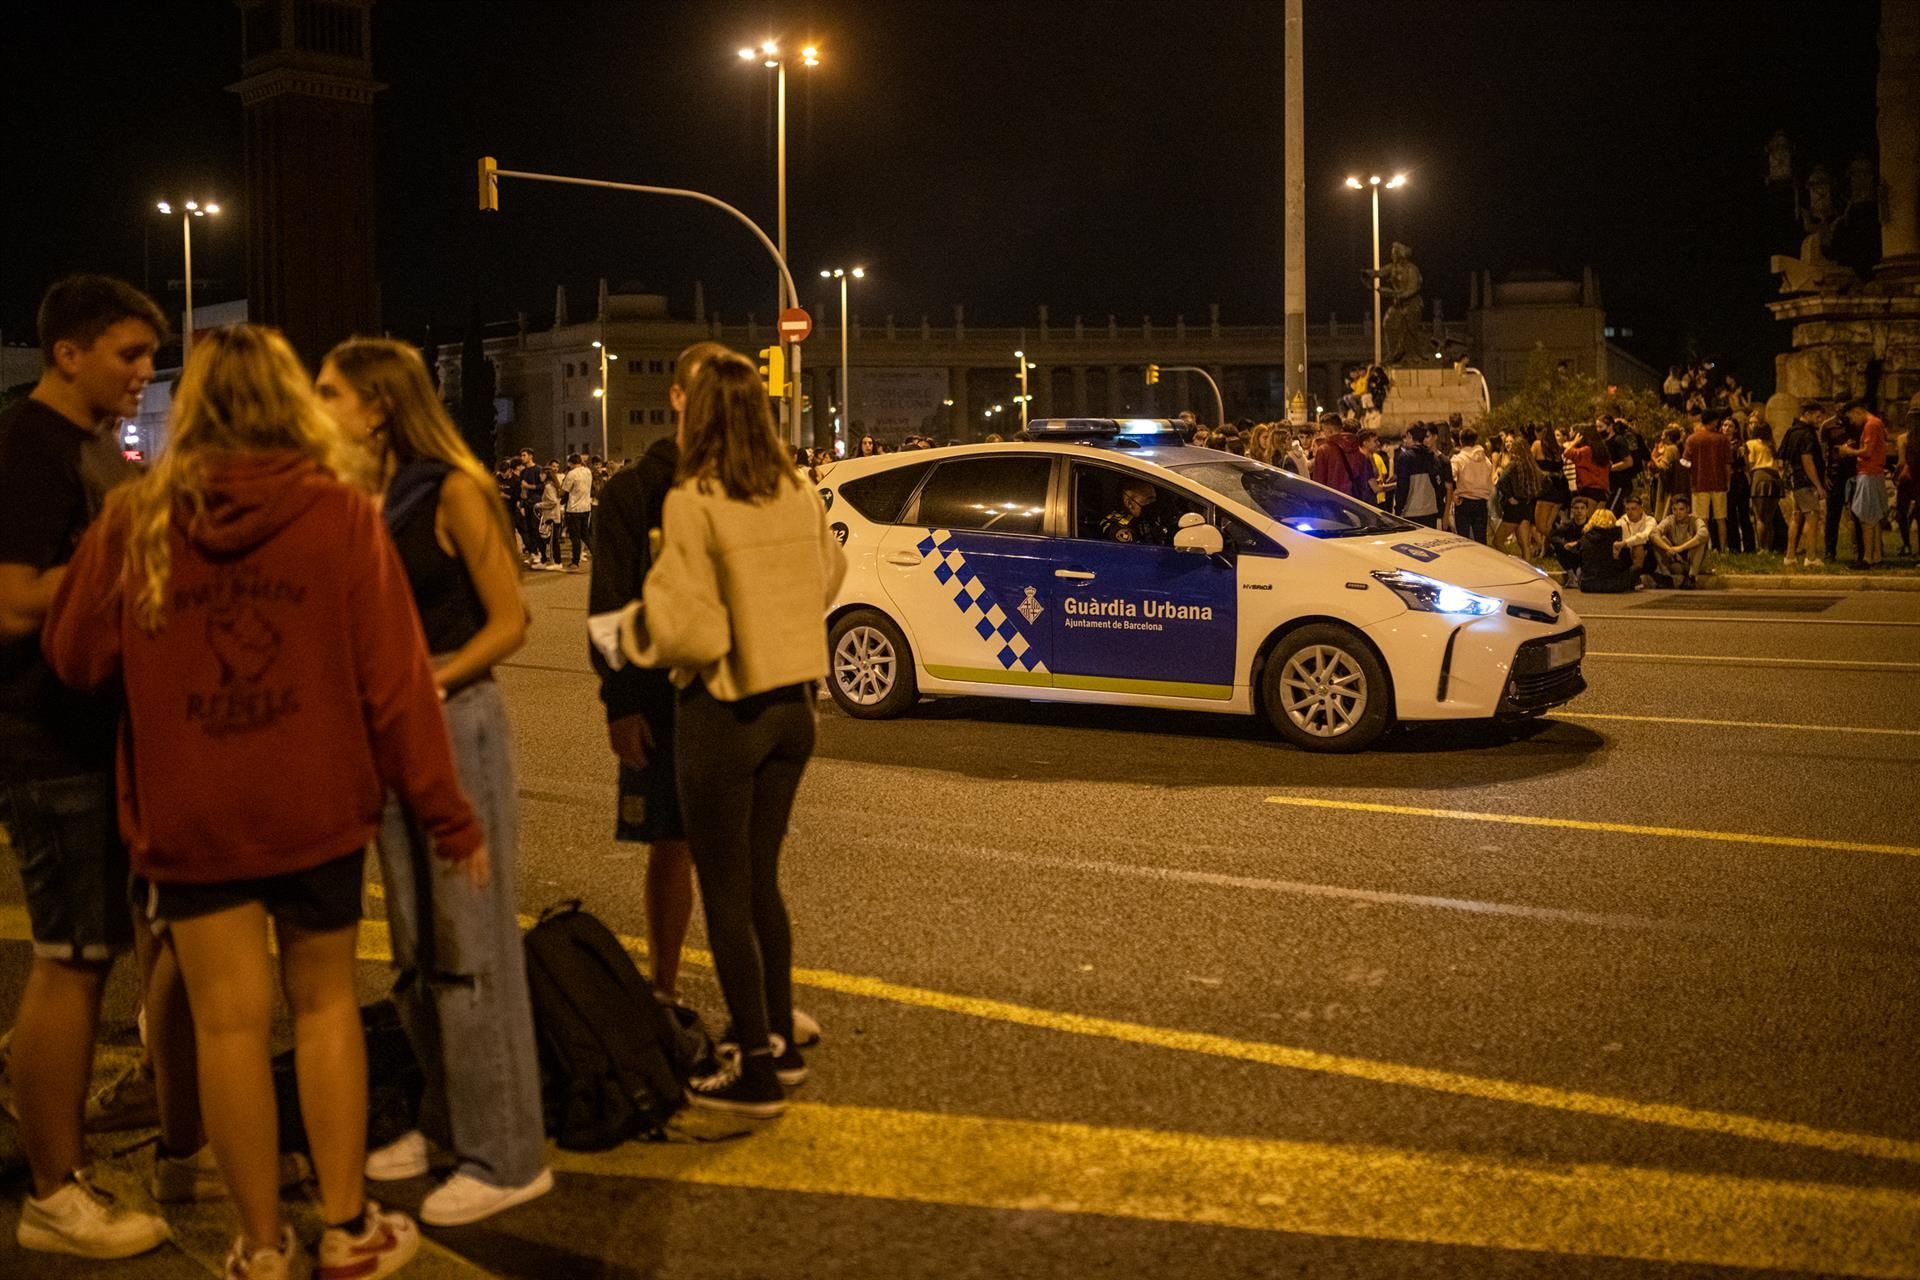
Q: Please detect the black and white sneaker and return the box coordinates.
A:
[687,1049,785,1117]
[770,1035,808,1088]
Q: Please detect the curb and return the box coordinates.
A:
[1542,568,1920,593]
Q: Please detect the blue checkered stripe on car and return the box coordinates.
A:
[916,529,1048,673]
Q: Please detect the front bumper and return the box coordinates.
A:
[1496,626,1587,716]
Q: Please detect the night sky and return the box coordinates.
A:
[1,0,1884,390]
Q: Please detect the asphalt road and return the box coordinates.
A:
[3,572,1918,1278]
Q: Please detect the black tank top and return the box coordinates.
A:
[386,462,487,657]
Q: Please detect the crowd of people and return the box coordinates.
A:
[1,277,842,1278]
[1177,397,1917,591]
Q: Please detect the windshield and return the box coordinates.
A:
[1170,458,1410,538]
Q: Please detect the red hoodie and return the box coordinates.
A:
[1311,431,1370,499]
[42,451,480,884]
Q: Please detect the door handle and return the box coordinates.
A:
[1054,569,1096,581]
[885,552,922,566]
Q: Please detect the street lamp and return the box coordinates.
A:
[1014,350,1036,430]
[591,339,617,460]
[820,266,864,438]
[1343,172,1406,367]
[156,198,221,363]
[739,38,821,440]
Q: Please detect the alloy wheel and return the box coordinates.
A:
[834,626,897,706]
[1278,644,1368,738]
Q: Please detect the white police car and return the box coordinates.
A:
[818,419,1583,752]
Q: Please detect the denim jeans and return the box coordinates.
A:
[377,677,545,1187]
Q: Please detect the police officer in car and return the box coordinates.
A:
[1102,478,1173,545]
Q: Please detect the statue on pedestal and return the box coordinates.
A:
[1364,242,1424,365]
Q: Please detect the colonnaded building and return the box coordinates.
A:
[432,269,1658,463]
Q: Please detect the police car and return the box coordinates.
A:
[817,419,1584,752]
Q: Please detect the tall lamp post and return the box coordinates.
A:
[591,338,617,461]
[740,39,820,441]
[820,266,864,443]
[1344,172,1405,367]
[1014,350,1035,430]
[156,198,221,363]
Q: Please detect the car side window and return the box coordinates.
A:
[911,457,1052,535]
[1068,464,1207,546]
[838,462,934,524]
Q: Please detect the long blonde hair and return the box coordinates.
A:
[677,351,798,501]
[118,324,362,632]
[320,336,514,547]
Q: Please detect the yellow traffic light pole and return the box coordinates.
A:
[477,157,805,444]
[1150,364,1226,432]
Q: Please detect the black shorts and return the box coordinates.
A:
[142,849,365,933]
[3,771,133,962]
[616,697,684,844]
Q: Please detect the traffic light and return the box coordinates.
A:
[757,346,787,398]
[478,156,499,212]
[1146,363,1161,385]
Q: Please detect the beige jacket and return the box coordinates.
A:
[616,475,846,700]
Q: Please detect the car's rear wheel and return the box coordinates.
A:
[828,609,918,719]
[1259,624,1391,753]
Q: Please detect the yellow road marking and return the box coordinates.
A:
[364,886,1920,1166]
[1587,650,1920,672]
[1265,794,1920,860]
[552,1102,1920,1278]
[1558,710,1920,738]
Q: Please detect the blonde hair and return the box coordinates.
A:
[118,324,362,632]
[677,351,798,501]
[321,336,513,547]
[1584,507,1618,532]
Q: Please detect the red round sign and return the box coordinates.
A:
[778,307,813,342]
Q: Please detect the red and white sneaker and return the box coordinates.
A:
[316,1201,419,1280]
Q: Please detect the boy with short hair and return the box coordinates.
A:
[0,276,172,1259]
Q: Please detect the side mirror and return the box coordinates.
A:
[1174,516,1225,556]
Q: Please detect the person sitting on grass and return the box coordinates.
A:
[1577,507,1636,594]
[1651,496,1711,589]
[1549,496,1593,589]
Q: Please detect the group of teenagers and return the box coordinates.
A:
[0,276,844,1279]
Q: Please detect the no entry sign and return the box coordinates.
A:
[778,307,813,342]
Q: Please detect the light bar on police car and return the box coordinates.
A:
[1369,569,1502,616]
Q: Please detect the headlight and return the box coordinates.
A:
[1371,569,1501,616]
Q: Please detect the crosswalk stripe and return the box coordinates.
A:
[551,1102,1920,1278]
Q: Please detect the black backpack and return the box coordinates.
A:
[522,900,700,1151]
[273,1000,423,1155]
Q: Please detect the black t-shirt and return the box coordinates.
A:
[0,398,139,782]
[518,464,542,506]
[587,436,678,723]
[1778,423,1824,488]
[1821,420,1858,484]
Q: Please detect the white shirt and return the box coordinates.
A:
[1617,512,1656,547]
[563,465,594,514]
[1450,446,1494,500]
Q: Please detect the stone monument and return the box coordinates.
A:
[1768,3,1920,415]
[1367,242,1424,365]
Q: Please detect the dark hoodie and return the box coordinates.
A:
[42,451,479,884]
[1311,430,1372,500]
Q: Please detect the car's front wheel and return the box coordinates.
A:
[1259,624,1391,752]
[828,609,919,719]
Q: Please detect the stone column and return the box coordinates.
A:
[1878,1,1920,274]
[1072,366,1089,416]
[949,367,968,441]
[1105,366,1122,415]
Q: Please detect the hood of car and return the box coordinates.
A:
[1319,530,1553,591]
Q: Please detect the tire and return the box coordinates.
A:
[827,609,919,719]
[1258,624,1392,753]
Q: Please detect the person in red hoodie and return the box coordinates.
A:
[1309,414,1372,501]
[43,324,483,1280]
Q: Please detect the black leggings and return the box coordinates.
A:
[676,682,814,1054]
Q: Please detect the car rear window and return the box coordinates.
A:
[912,456,1052,535]
[837,462,933,524]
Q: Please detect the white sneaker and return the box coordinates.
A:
[153,1145,313,1203]
[419,1168,555,1227]
[223,1225,296,1280]
[16,1171,171,1259]
[316,1201,418,1279]
[364,1130,430,1181]
[792,1007,821,1047]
